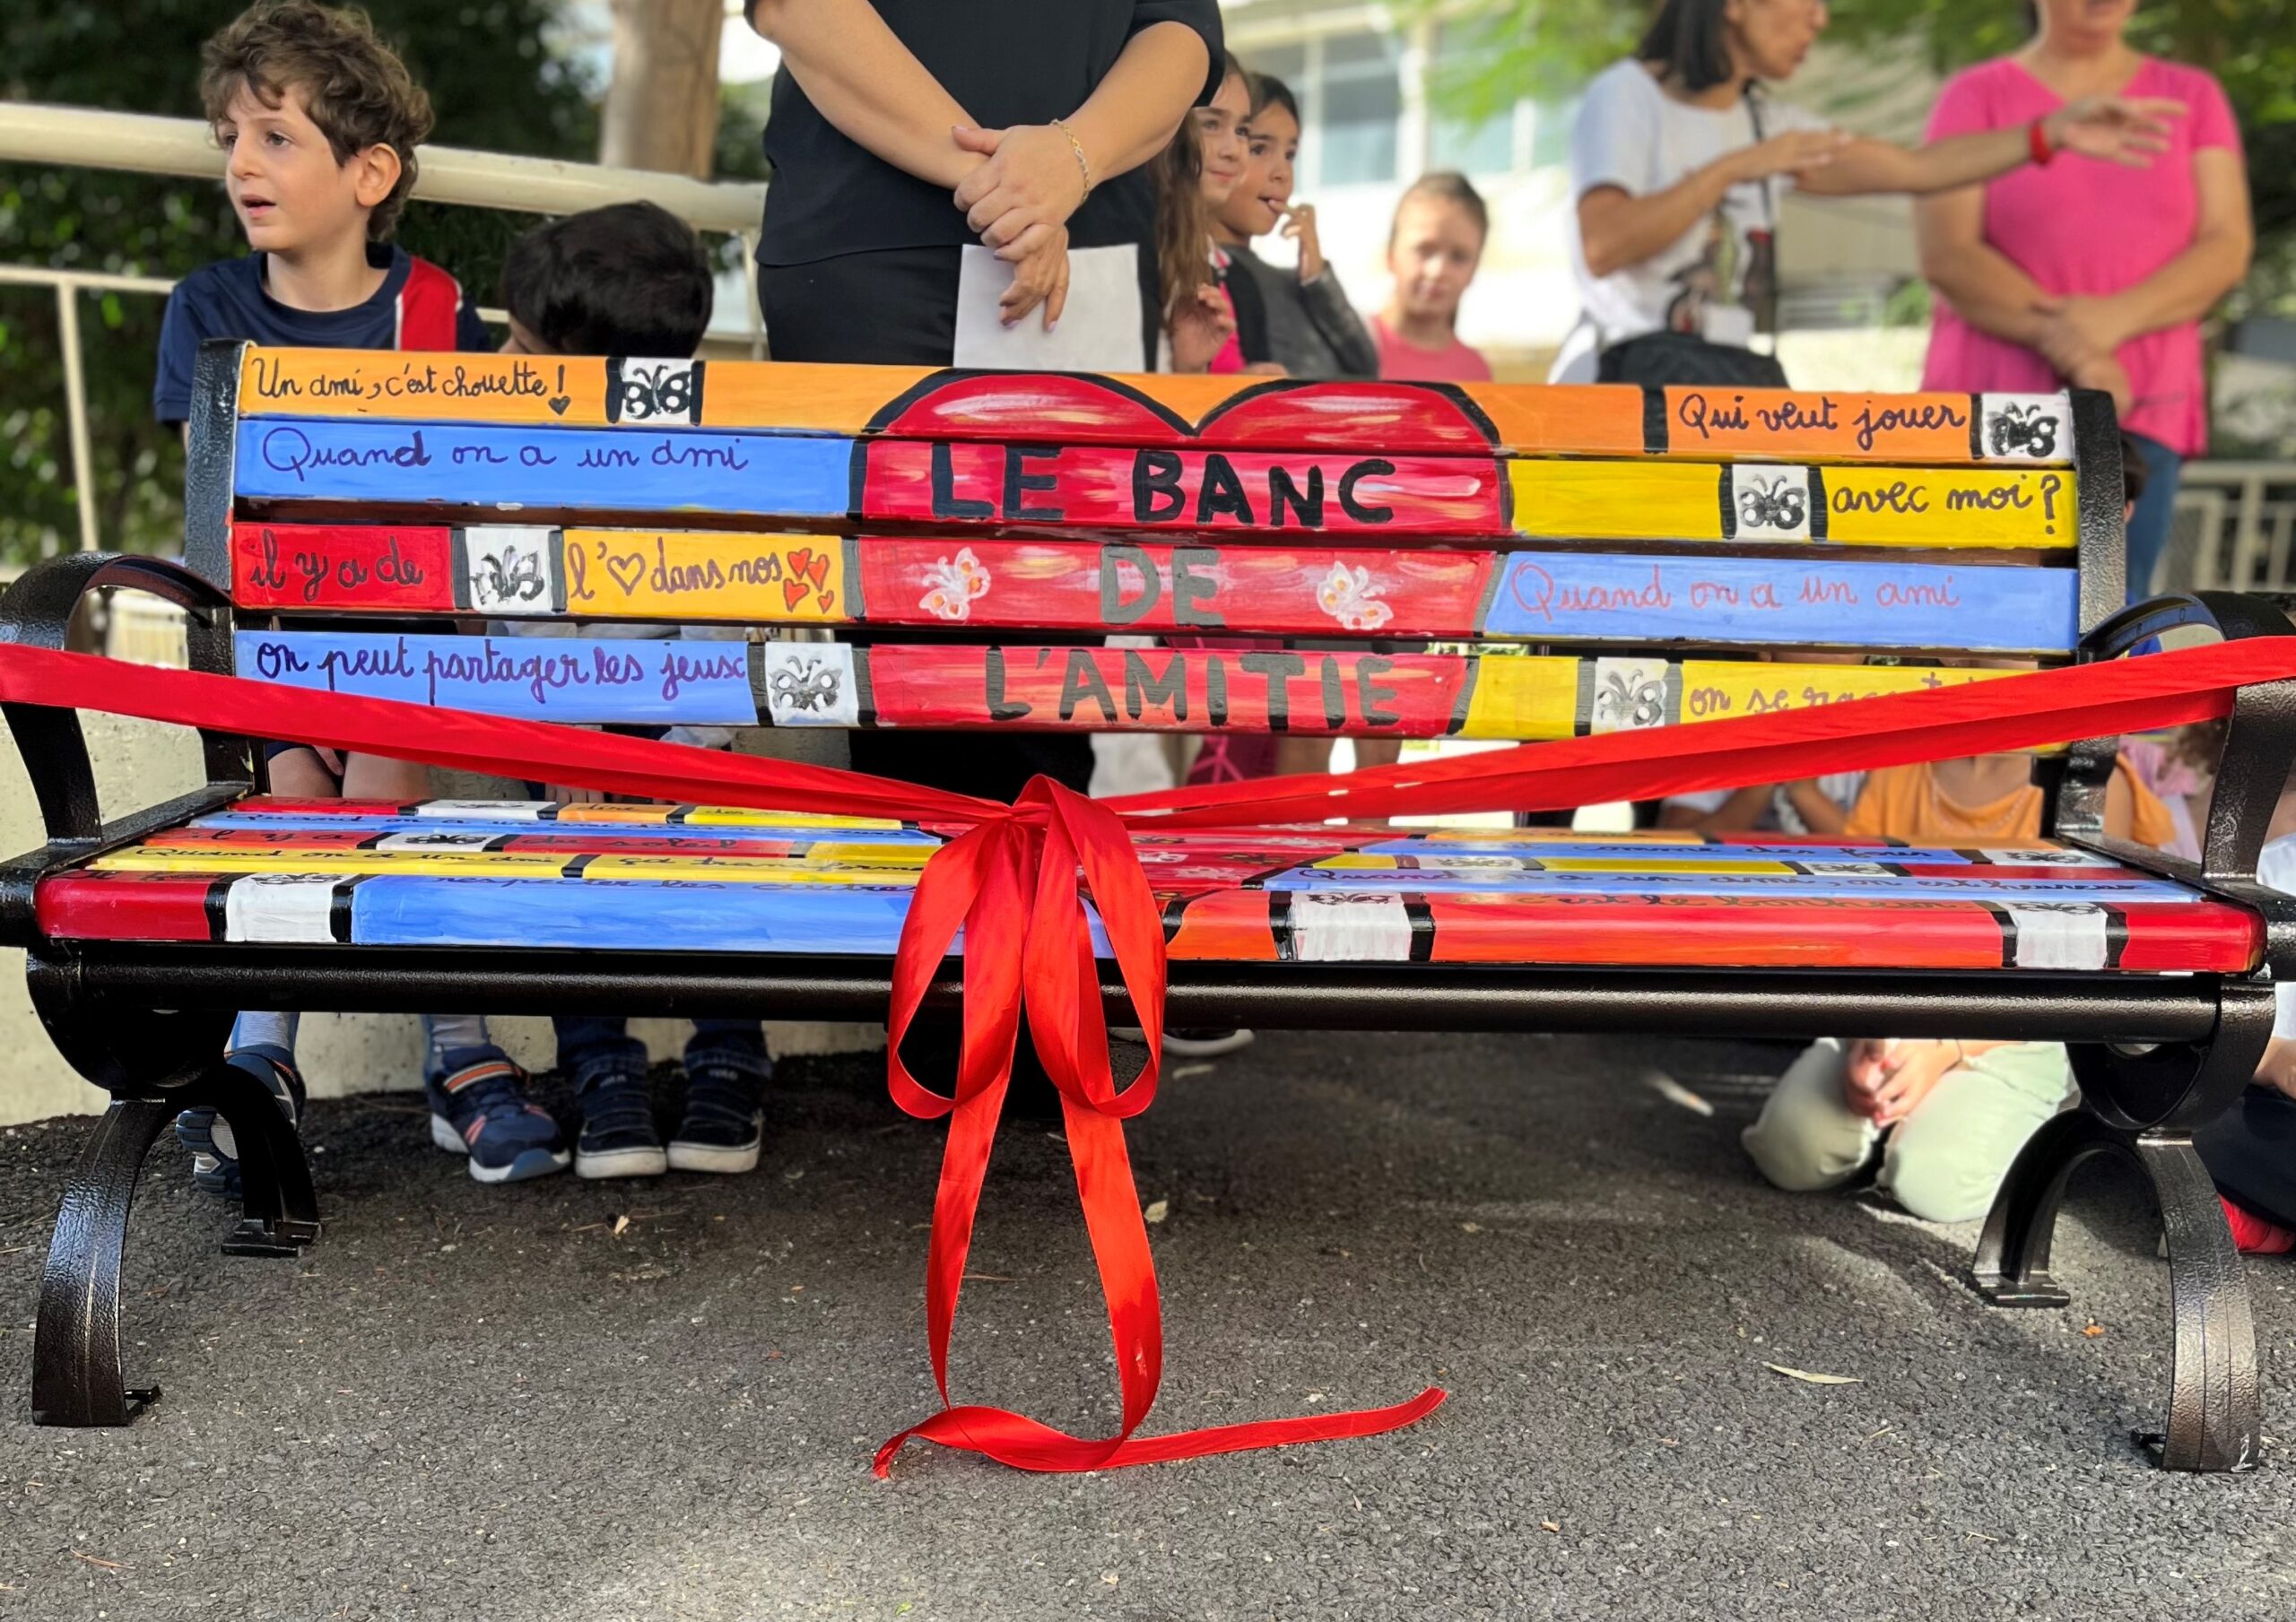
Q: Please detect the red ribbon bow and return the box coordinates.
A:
[874,776,1444,1474]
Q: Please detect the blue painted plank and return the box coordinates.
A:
[194,811,938,844]
[1354,840,2108,868]
[234,420,850,517]
[1482,552,2076,651]
[234,630,755,724]
[344,875,1113,956]
[1265,869,2193,902]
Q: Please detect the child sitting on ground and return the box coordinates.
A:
[2197,770,2296,1252]
[155,0,547,1190]
[1742,728,2177,1223]
[494,202,775,1179]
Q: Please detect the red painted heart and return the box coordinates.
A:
[805,551,831,587]
[782,576,809,612]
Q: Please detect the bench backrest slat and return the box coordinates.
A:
[188,342,2124,745]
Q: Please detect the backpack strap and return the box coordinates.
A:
[396,256,464,351]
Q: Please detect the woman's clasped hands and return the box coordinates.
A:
[953,121,1086,330]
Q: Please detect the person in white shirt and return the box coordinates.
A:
[1551,0,2179,385]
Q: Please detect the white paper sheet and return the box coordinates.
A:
[951,243,1144,373]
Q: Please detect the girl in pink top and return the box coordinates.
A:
[1917,0,2251,602]
[1372,173,1495,382]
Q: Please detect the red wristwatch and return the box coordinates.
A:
[2029,117,2055,166]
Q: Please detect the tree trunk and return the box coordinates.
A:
[600,0,725,178]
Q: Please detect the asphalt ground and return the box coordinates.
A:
[3,1028,2292,1621]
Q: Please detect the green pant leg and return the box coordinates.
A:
[1743,1038,1883,1194]
[1879,1041,2076,1223]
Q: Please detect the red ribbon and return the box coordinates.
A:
[4,635,2294,1474]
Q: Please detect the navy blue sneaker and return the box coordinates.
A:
[570,1043,665,1180]
[668,1046,770,1175]
[425,1056,569,1184]
[176,1047,305,1197]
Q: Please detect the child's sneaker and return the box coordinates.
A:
[426,1056,569,1184]
[571,1046,666,1179]
[668,1046,770,1175]
[176,1045,306,1197]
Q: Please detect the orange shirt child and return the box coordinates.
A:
[1844,757,2176,847]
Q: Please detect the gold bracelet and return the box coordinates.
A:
[1051,116,1093,200]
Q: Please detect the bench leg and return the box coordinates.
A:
[32,1060,324,1428]
[204,1059,322,1257]
[1972,1108,2258,1472]
[32,1097,175,1427]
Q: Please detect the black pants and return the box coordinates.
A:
[758,241,1160,374]
[2197,1086,2296,1231]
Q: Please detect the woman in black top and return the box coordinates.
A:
[748,0,1223,375]
[746,0,1221,802]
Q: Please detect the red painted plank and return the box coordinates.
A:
[866,645,1466,734]
[859,539,1491,637]
[37,872,215,941]
[231,523,457,611]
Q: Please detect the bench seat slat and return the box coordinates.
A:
[36,848,2259,977]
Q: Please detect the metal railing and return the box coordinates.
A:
[0,101,770,556]
[2161,463,2296,594]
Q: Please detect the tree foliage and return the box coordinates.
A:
[0,1,600,562]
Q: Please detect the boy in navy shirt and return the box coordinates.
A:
[160,1,561,1189]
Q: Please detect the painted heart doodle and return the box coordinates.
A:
[604,551,647,595]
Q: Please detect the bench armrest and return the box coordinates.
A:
[0,553,240,848]
[2059,590,2296,895]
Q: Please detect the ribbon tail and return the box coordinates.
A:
[873,1390,1451,1476]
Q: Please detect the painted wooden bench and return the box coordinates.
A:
[5,341,2292,1472]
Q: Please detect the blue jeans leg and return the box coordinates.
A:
[2125,432,2184,604]
[685,1019,770,1067]
[554,1015,639,1077]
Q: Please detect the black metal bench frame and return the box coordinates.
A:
[6,387,2295,1473]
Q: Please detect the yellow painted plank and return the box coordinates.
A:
[92,848,925,885]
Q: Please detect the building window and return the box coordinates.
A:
[1318,30,1401,186]
[1427,22,1518,177]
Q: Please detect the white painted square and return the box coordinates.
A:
[1796,860,1892,877]
[223,874,342,943]
[1979,394,2074,463]
[2005,903,2109,970]
[761,641,859,727]
[1979,846,2111,868]
[1292,892,1415,962]
[418,800,547,820]
[610,358,703,427]
[376,830,498,852]
[463,525,557,616]
[1729,465,1813,540]
[1587,657,1672,733]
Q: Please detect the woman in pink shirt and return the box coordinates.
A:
[1372,173,1495,382]
[1918,0,2251,603]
